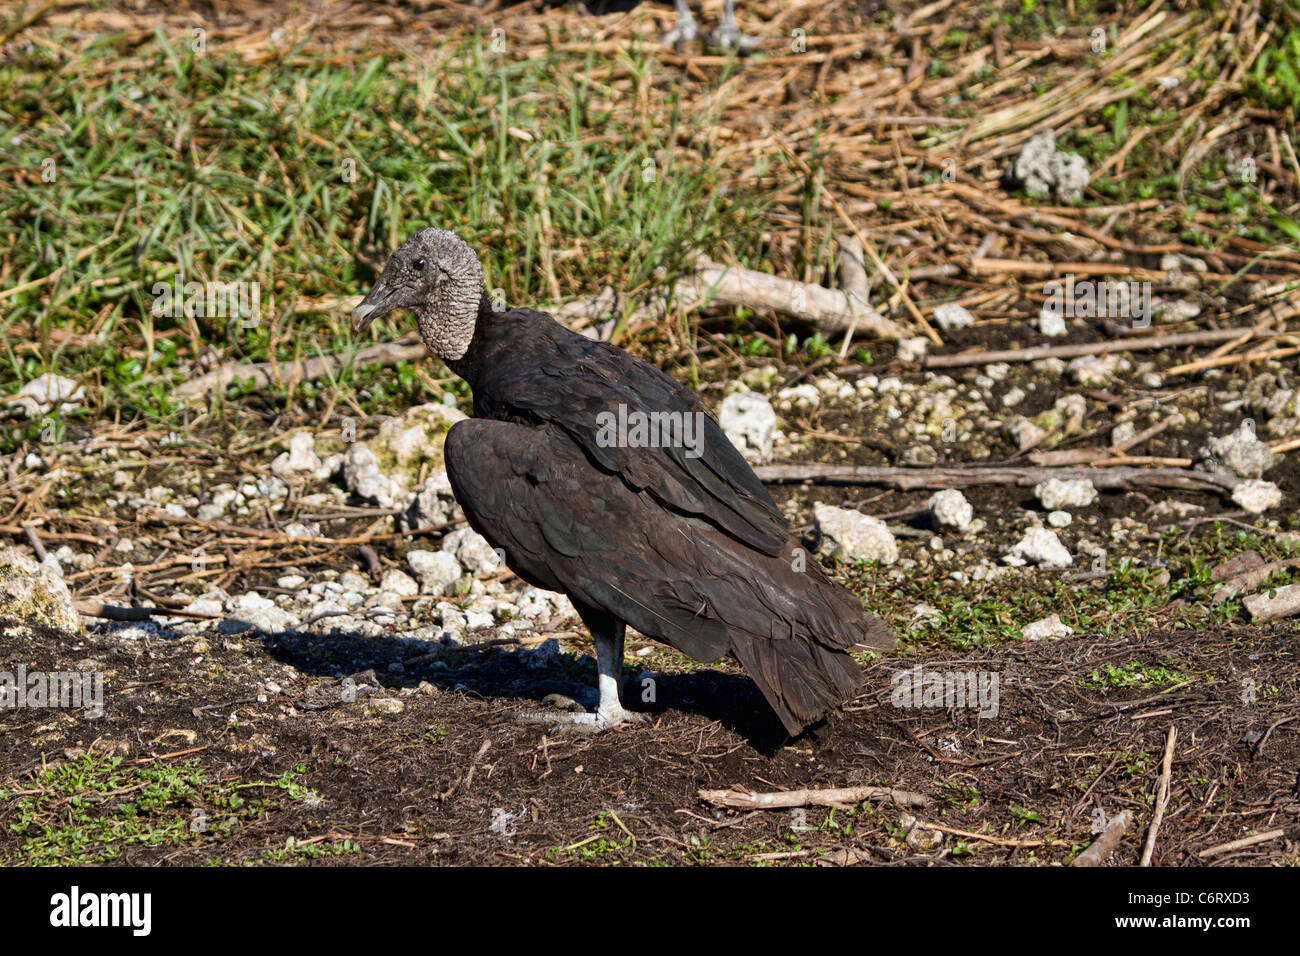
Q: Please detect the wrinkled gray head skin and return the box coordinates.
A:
[352,228,485,361]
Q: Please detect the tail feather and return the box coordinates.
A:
[728,629,863,736]
[854,610,896,652]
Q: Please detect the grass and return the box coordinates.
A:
[1080,660,1194,690]
[0,29,775,436]
[546,810,636,862]
[262,836,361,861]
[1,752,322,865]
[3,6,1296,450]
[1246,25,1300,115]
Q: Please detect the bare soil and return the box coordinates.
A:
[2,614,1296,866]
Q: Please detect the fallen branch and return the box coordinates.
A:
[1140,726,1177,866]
[698,784,931,810]
[913,820,1069,849]
[1165,344,1300,376]
[754,463,1242,498]
[73,600,220,622]
[1073,810,1135,867]
[923,327,1262,370]
[1197,828,1288,859]
[177,336,428,402]
[1211,557,1300,605]
[678,254,907,340]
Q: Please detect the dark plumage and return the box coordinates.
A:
[354,228,895,735]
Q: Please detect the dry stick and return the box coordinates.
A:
[975,253,1290,285]
[22,524,48,562]
[1197,829,1288,859]
[1164,344,1300,376]
[1140,726,1177,867]
[831,199,941,345]
[753,463,1241,498]
[911,820,1068,849]
[1073,810,1136,866]
[678,254,907,340]
[1256,716,1296,757]
[1110,415,1183,455]
[176,336,428,401]
[1028,448,1111,466]
[439,738,492,802]
[923,326,1260,369]
[1203,312,1279,362]
[699,784,931,810]
[1088,456,1193,468]
[72,600,221,622]
[835,234,870,358]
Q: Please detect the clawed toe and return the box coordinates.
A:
[512,705,649,732]
[663,25,698,51]
[707,27,753,54]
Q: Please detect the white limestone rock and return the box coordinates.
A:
[814,503,898,564]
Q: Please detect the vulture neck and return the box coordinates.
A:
[443,291,519,392]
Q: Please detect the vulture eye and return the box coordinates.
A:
[413,257,426,272]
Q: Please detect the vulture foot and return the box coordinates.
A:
[513,705,649,733]
[511,624,647,731]
[706,23,756,54]
[662,14,699,52]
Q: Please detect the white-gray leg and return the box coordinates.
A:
[663,0,699,50]
[515,623,648,731]
[593,624,636,722]
[707,0,756,53]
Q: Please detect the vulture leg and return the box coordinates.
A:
[707,0,753,53]
[515,619,648,731]
[662,0,698,51]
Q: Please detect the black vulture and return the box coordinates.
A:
[352,228,895,735]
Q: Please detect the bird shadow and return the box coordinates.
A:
[252,623,793,752]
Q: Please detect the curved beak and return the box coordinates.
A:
[351,283,395,333]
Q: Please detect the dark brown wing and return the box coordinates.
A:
[444,417,892,734]
[472,322,789,556]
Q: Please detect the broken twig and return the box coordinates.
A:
[698,784,931,810]
[1140,726,1176,866]
[1073,810,1134,866]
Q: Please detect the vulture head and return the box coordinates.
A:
[352,228,484,361]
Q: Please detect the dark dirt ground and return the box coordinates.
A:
[2,614,1296,866]
[4,0,1300,869]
